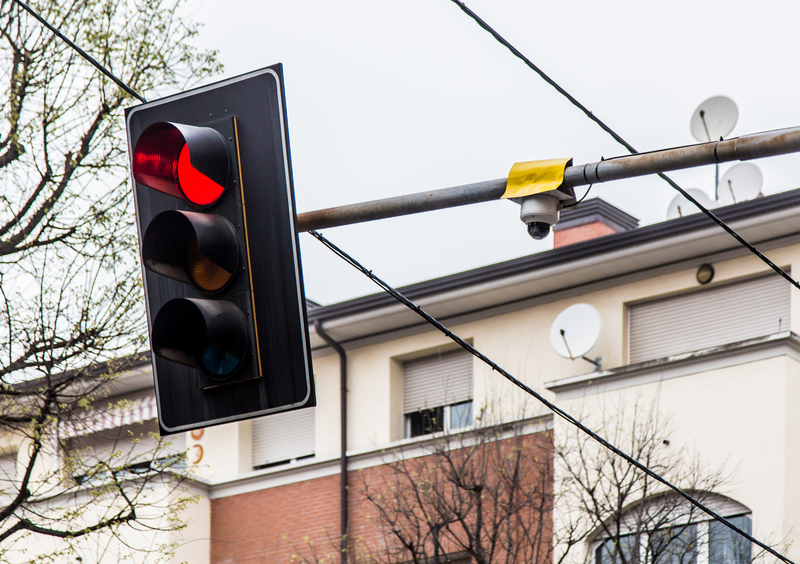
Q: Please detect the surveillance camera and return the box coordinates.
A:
[527,222,551,239]
[520,194,561,240]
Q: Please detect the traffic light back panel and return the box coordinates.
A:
[125,65,315,435]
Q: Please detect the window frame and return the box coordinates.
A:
[404,400,474,439]
[401,348,474,439]
[594,514,752,564]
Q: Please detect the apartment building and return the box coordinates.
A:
[198,189,800,563]
[7,190,799,564]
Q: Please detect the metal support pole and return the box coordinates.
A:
[313,321,348,564]
[296,125,800,232]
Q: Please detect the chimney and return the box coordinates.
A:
[554,198,639,248]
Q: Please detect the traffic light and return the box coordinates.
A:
[125,65,314,435]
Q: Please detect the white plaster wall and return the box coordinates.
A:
[188,420,251,481]
[554,355,799,562]
[312,352,340,459]
[7,479,198,563]
[782,359,800,547]
[171,483,211,564]
[308,242,800,457]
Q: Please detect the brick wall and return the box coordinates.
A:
[210,473,341,564]
[554,221,617,247]
[210,430,553,564]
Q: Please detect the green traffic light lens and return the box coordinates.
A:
[152,298,248,381]
[200,344,242,377]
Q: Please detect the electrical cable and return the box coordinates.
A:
[563,183,592,208]
[11,0,146,103]
[19,0,797,295]
[309,228,794,564]
[15,0,795,554]
[448,0,800,293]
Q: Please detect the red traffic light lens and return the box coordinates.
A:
[177,143,224,206]
[132,122,229,207]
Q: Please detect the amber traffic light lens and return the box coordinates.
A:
[188,232,233,291]
[143,210,239,294]
[132,122,229,208]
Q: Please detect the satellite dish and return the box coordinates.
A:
[666,188,717,220]
[717,163,763,205]
[550,303,602,360]
[690,96,738,142]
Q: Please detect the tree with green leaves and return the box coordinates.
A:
[0,0,219,559]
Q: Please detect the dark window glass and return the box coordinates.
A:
[73,454,184,486]
[650,524,697,564]
[597,515,750,564]
[710,516,752,564]
[597,535,639,564]
[408,406,444,437]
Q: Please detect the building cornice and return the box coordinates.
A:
[308,189,800,351]
[205,413,552,500]
[544,331,800,399]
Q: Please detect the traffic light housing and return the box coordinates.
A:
[126,65,314,435]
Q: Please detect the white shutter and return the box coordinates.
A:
[252,408,315,468]
[403,349,473,414]
[629,274,790,363]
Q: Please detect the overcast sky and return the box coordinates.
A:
[180,0,800,305]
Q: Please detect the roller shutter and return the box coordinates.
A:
[629,274,790,363]
[404,349,473,414]
[252,408,315,468]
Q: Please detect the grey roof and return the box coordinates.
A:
[555,197,639,232]
[307,188,800,326]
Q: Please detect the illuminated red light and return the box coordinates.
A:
[132,122,229,207]
[178,144,224,206]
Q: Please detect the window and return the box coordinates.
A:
[629,274,790,363]
[395,552,470,564]
[597,534,640,564]
[595,516,751,564]
[649,524,698,564]
[68,419,184,486]
[403,349,473,438]
[252,407,315,469]
[73,455,185,486]
[709,516,752,564]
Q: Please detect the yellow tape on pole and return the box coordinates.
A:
[502,158,572,199]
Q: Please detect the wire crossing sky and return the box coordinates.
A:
[447,0,800,293]
[11,0,146,102]
[310,227,794,564]
[15,1,800,560]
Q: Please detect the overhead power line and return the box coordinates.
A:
[20,0,800,298]
[447,0,800,293]
[310,228,794,564]
[13,0,796,561]
[12,0,146,102]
